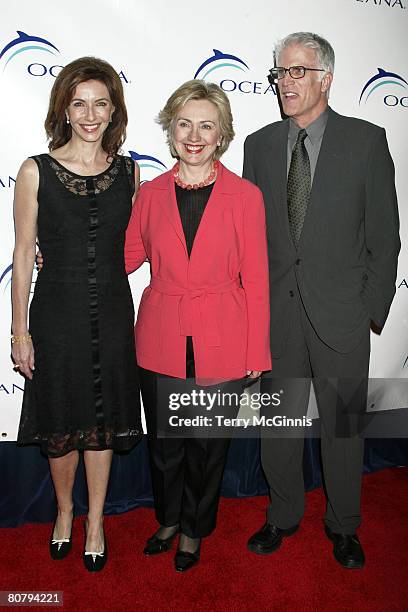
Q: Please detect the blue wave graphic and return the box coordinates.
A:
[359,68,408,104]
[0,263,12,293]
[0,263,12,284]
[0,31,59,60]
[129,150,167,170]
[194,49,249,79]
[4,45,57,70]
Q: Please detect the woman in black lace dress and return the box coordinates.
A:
[11,57,142,572]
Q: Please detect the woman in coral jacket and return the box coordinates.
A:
[125,80,271,572]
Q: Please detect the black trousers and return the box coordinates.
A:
[139,338,243,538]
[261,290,369,535]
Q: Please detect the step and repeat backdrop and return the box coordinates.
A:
[0,0,407,440]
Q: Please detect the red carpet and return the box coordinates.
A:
[1,467,407,611]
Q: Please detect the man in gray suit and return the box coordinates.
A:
[244,32,400,568]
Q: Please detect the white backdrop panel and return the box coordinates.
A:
[1,0,407,439]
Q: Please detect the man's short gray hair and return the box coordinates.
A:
[275,32,335,75]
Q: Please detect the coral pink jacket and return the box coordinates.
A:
[125,162,271,382]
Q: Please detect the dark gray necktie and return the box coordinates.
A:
[287,128,311,247]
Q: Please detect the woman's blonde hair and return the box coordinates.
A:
[157,79,234,160]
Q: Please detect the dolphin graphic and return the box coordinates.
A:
[194,49,249,79]
[359,68,408,104]
[129,151,167,170]
[0,263,12,284]
[0,31,59,60]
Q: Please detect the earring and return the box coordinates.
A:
[217,141,221,147]
[66,117,70,124]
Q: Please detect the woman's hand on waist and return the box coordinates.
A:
[36,248,44,271]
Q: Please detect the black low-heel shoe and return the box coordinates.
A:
[49,519,73,560]
[325,525,365,569]
[247,522,299,555]
[83,523,108,573]
[174,541,201,572]
[143,529,179,555]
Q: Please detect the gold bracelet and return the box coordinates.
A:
[11,333,32,344]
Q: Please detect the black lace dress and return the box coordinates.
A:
[17,154,142,457]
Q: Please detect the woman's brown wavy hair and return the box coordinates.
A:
[45,56,127,159]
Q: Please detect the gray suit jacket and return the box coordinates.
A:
[243,107,400,357]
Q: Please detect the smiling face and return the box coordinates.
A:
[66,79,114,143]
[277,44,332,127]
[172,99,221,170]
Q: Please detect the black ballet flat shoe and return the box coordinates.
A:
[325,525,365,569]
[49,518,73,560]
[143,529,179,556]
[174,541,201,572]
[83,522,108,573]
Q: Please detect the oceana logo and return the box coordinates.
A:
[356,0,406,8]
[194,49,276,96]
[0,30,130,83]
[0,30,60,72]
[194,49,249,80]
[129,150,168,183]
[359,68,408,107]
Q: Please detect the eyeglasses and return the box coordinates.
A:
[270,66,325,80]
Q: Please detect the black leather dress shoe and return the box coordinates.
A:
[174,542,201,572]
[49,519,73,560]
[143,529,178,556]
[247,522,299,555]
[325,525,365,569]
